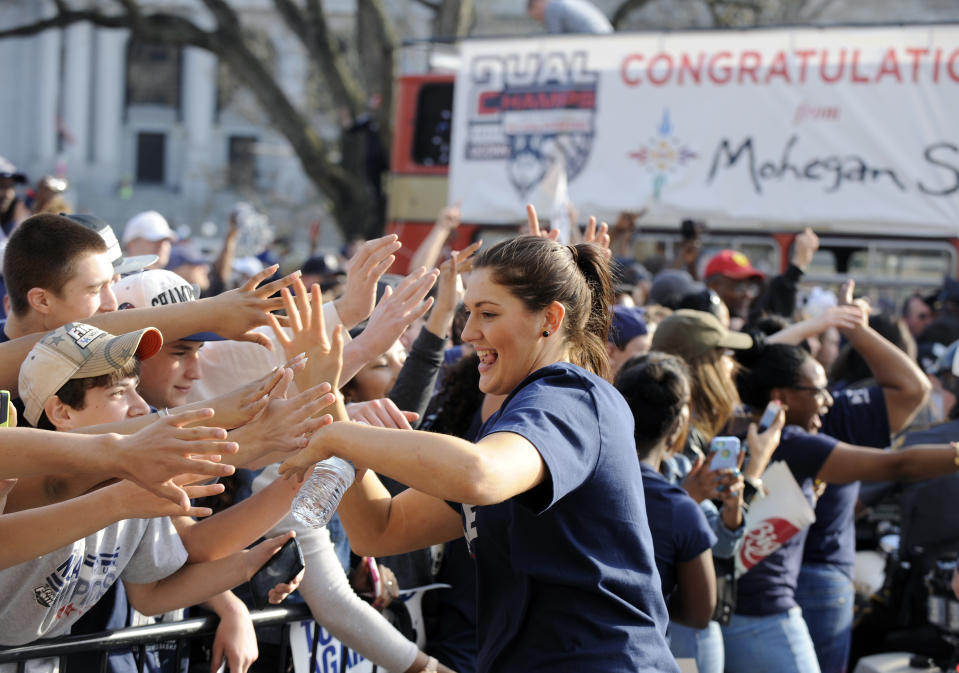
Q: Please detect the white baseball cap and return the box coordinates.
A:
[122,210,176,244]
[19,322,162,426]
[113,269,223,342]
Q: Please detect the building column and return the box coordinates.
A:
[61,22,93,172]
[31,26,60,168]
[181,46,217,203]
[91,28,127,183]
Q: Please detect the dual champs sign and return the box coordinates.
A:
[448,26,959,235]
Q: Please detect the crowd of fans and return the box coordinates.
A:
[2,147,959,673]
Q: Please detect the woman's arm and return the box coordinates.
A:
[841,322,930,435]
[765,305,863,347]
[337,467,463,557]
[818,442,959,485]
[669,549,717,630]
[283,423,546,506]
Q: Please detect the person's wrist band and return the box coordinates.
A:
[742,476,763,505]
[421,656,438,673]
[951,441,959,467]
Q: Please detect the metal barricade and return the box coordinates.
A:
[0,604,314,673]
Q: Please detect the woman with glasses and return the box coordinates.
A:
[725,341,959,673]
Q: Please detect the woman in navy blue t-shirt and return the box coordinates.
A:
[281,234,677,673]
[615,352,719,623]
[724,343,959,673]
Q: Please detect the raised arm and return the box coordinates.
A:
[407,205,460,272]
[389,243,480,424]
[837,282,930,433]
[765,305,863,347]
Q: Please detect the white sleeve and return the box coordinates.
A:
[323,300,352,343]
[254,466,418,673]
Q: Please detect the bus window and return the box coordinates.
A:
[798,238,955,312]
[412,82,453,167]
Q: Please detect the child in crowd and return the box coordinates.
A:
[0,322,299,672]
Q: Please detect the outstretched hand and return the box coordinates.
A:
[347,398,418,429]
[206,266,302,349]
[231,369,336,469]
[837,279,871,335]
[277,425,338,482]
[202,364,303,431]
[111,408,239,510]
[335,235,402,329]
[428,241,482,338]
[269,278,329,365]
[351,267,438,363]
[111,475,226,520]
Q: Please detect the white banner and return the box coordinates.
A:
[449,26,959,235]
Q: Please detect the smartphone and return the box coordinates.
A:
[249,536,304,610]
[0,391,10,427]
[709,436,741,472]
[757,400,781,433]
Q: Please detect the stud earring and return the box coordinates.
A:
[542,330,550,337]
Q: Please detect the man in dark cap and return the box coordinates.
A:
[917,278,959,364]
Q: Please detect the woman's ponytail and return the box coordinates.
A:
[568,242,613,380]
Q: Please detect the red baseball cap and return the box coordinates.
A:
[704,250,765,280]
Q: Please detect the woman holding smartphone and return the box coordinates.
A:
[281,234,677,673]
[725,341,959,673]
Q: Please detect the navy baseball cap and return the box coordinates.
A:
[609,305,648,349]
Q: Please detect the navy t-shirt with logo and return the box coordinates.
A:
[735,425,837,616]
[640,463,718,600]
[803,385,890,577]
[462,362,677,673]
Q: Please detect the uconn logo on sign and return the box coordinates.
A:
[465,51,599,196]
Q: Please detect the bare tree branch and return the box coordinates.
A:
[0,7,126,39]
[611,0,656,28]
[272,0,366,120]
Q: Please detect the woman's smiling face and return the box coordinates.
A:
[462,268,556,396]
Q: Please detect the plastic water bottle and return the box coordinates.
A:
[290,457,355,528]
